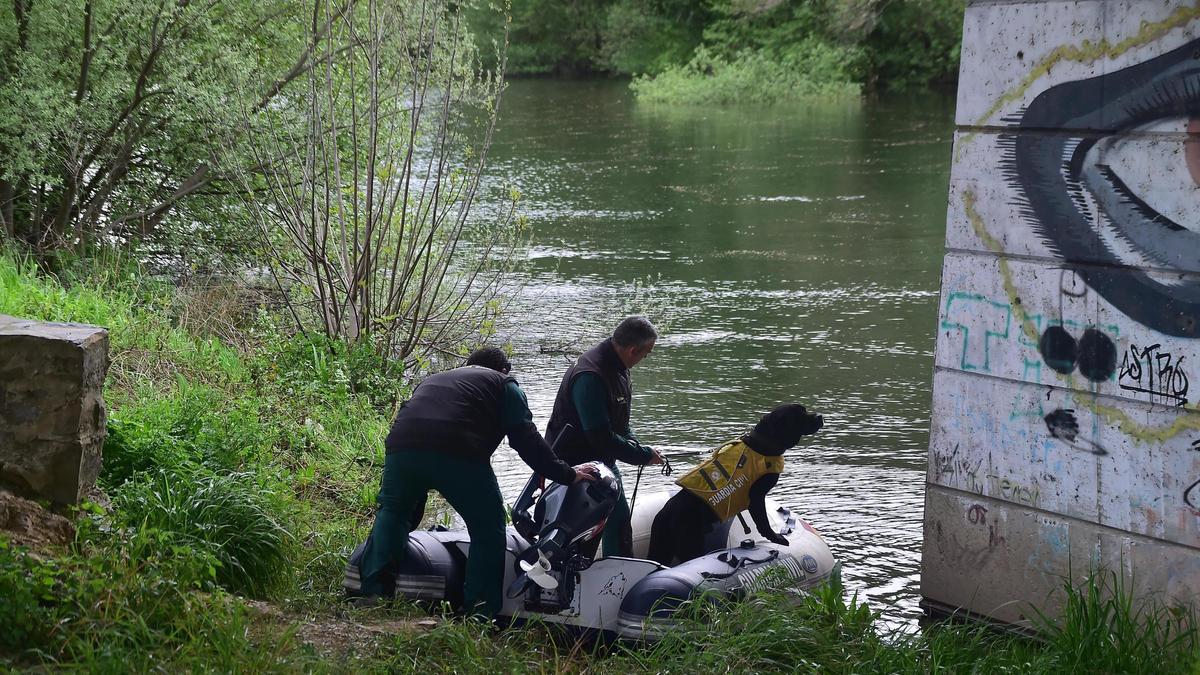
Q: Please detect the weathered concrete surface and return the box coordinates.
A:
[930,369,1200,547]
[923,487,1200,626]
[923,0,1200,624]
[0,315,109,505]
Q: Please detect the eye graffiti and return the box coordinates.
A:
[1006,37,1200,338]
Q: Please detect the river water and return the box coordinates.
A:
[480,79,956,623]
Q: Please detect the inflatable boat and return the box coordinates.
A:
[344,463,836,640]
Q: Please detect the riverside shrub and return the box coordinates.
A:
[631,42,861,105]
[113,468,293,598]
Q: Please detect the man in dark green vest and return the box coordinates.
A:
[546,316,663,557]
[353,347,594,618]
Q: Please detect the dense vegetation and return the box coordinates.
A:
[472,0,968,102]
[0,0,516,369]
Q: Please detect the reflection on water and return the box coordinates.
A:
[478,80,954,623]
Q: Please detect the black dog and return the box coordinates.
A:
[646,404,823,566]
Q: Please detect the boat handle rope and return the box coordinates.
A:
[701,549,780,580]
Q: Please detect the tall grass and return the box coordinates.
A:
[0,526,313,671]
[1033,570,1200,674]
[114,468,294,598]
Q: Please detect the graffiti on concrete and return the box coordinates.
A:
[1043,408,1109,456]
[1037,326,1118,382]
[1007,36,1200,338]
[941,291,1121,383]
[941,293,1011,372]
[1117,343,1190,407]
[967,504,988,525]
[932,443,1044,508]
[926,2,1200,626]
[933,519,1003,570]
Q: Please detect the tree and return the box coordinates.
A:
[0,0,332,263]
[237,0,522,365]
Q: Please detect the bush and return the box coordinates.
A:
[113,468,293,599]
[862,0,966,91]
[600,0,702,75]
[103,383,274,487]
[254,332,408,412]
[0,526,261,669]
[631,41,862,105]
[0,538,56,653]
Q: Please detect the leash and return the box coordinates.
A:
[628,452,672,516]
[736,513,752,535]
[629,465,644,516]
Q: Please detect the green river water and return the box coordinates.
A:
[483,79,956,622]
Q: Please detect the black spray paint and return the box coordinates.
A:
[1006,37,1200,338]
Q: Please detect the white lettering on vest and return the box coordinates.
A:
[707,473,748,507]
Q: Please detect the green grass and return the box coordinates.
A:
[114,468,294,598]
[0,249,398,662]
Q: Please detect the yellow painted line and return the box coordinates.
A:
[960,188,1199,441]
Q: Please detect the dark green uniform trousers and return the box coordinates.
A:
[358,451,506,618]
[601,463,632,557]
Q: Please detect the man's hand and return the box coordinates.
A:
[646,448,664,465]
[572,463,599,483]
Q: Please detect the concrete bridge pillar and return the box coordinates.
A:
[923,1,1200,625]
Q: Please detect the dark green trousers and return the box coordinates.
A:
[359,450,506,618]
[601,463,632,557]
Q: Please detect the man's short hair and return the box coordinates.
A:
[466,347,511,373]
[612,315,658,348]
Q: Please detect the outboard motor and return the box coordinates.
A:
[507,463,620,603]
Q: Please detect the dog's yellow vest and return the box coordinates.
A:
[675,440,784,520]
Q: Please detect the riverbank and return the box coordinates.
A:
[2,252,1199,672]
[0,251,398,668]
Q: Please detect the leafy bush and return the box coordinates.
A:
[113,468,293,598]
[0,538,56,653]
[467,0,967,92]
[254,333,408,412]
[861,0,966,91]
[103,383,274,487]
[600,0,702,75]
[631,42,862,105]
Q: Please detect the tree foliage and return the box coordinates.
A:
[473,0,965,91]
[0,0,316,262]
[237,0,520,362]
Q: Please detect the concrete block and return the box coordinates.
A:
[0,315,109,505]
